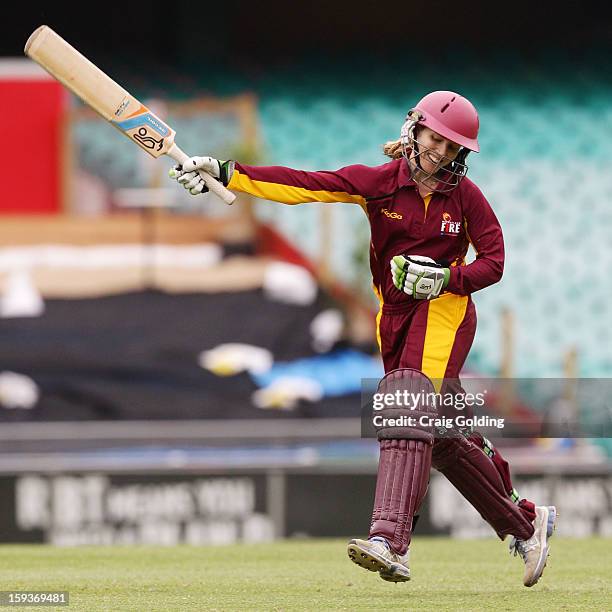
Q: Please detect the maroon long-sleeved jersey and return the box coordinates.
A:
[227,157,504,305]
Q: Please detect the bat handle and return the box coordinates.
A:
[167,144,236,205]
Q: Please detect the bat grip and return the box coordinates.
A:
[167,145,236,205]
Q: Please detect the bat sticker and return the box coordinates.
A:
[114,97,131,117]
[114,112,171,137]
[133,127,164,151]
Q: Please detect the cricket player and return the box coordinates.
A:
[169,91,557,587]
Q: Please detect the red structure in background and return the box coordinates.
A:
[0,61,66,214]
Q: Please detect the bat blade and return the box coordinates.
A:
[25,25,176,158]
[24,26,236,204]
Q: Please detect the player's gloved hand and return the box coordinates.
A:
[168,156,235,195]
[391,254,450,300]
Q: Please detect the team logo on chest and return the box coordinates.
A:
[440,212,461,235]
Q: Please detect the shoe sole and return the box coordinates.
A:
[525,505,557,587]
[347,540,410,582]
[379,564,411,583]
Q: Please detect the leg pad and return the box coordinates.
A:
[369,438,432,555]
[374,368,438,441]
[432,435,534,540]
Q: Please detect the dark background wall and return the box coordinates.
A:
[3,1,610,71]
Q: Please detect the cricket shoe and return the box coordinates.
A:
[509,505,557,587]
[347,536,410,582]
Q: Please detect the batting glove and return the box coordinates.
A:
[391,254,450,300]
[169,156,235,195]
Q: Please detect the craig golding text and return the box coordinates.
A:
[372,415,505,430]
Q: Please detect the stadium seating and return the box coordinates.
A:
[251,56,611,381]
[72,53,612,381]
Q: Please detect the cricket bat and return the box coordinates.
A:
[24,25,236,205]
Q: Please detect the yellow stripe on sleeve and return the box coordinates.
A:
[228,170,367,206]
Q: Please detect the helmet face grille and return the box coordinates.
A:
[400,114,470,193]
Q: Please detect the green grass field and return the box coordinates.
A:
[1,538,610,611]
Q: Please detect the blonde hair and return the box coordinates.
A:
[383,138,403,159]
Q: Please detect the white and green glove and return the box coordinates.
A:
[169,156,234,195]
[391,255,450,300]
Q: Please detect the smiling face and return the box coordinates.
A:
[411,126,462,175]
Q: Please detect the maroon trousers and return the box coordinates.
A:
[370,294,535,554]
